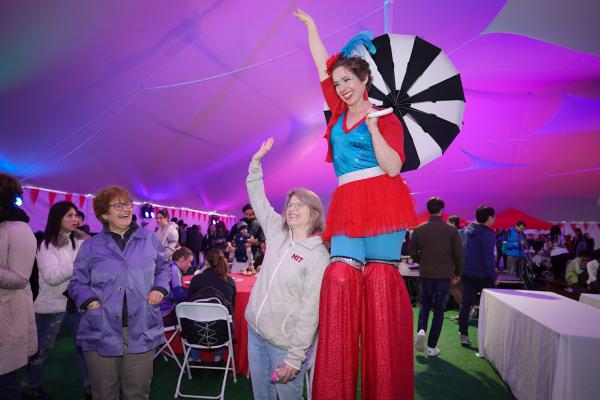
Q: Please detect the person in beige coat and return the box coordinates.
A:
[155,209,179,260]
[21,201,90,400]
[0,173,37,400]
[245,138,329,400]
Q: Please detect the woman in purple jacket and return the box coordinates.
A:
[68,186,170,400]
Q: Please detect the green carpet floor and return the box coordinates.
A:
[31,308,512,399]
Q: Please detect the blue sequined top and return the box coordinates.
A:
[331,112,379,177]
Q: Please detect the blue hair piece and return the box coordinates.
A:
[340,31,376,57]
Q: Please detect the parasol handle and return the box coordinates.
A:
[367,107,394,118]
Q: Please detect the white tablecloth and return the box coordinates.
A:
[580,293,600,310]
[478,289,600,400]
[399,262,420,277]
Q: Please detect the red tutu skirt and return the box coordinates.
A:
[323,174,417,242]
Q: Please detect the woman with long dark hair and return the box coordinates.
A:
[21,201,90,399]
[188,248,236,307]
[186,249,237,363]
[202,222,229,254]
[0,173,37,400]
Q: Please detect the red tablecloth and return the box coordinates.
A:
[171,273,256,376]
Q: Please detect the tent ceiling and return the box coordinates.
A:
[1,0,599,220]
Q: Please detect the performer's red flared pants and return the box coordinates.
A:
[313,261,414,400]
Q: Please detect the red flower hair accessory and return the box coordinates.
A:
[326,53,341,76]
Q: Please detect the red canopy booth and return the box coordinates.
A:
[493,208,553,230]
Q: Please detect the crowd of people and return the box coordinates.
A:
[0,171,269,400]
[490,222,598,291]
[8,162,596,400]
[2,7,599,400]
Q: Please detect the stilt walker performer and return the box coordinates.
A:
[295,8,418,400]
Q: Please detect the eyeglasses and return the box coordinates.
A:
[286,201,306,209]
[109,200,133,211]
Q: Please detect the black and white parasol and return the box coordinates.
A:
[325,34,465,172]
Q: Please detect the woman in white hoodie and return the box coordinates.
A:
[245,138,329,400]
[21,201,89,400]
[155,209,179,260]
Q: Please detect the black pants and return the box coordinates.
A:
[192,250,202,266]
[551,253,569,280]
[459,275,495,335]
[0,370,20,400]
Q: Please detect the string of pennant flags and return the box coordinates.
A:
[19,185,599,233]
[22,185,237,224]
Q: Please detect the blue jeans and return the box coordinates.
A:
[418,278,451,348]
[189,347,224,361]
[22,312,66,389]
[330,231,406,263]
[63,312,91,387]
[248,327,308,400]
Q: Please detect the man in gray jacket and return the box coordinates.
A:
[408,197,464,357]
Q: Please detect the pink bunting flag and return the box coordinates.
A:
[30,188,40,204]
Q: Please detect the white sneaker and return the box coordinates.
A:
[415,329,426,352]
[427,347,440,357]
[214,355,222,362]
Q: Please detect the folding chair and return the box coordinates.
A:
[174,301,237,399]
[154,324,182,370]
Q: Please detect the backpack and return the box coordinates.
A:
[234,233,250,263]
[181,286,233,347]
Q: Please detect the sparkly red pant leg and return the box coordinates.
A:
[362,263,414,400]
[313,261,362,400]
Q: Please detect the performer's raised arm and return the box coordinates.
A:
[294,8,329,82]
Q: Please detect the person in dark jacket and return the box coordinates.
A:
[202,222,228,254]
[408,197,464,357]
[177,220,187,248]
[228,204,265,258]
[447,215,466,313]
[186,249,236,363]
[459,205,499,347]
[185,225,204,266]
[571,228,588,258]
[187,249,236,313]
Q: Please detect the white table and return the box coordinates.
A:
[478,289,600,400]
[580,293,600,310]
[398,262,420,277]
